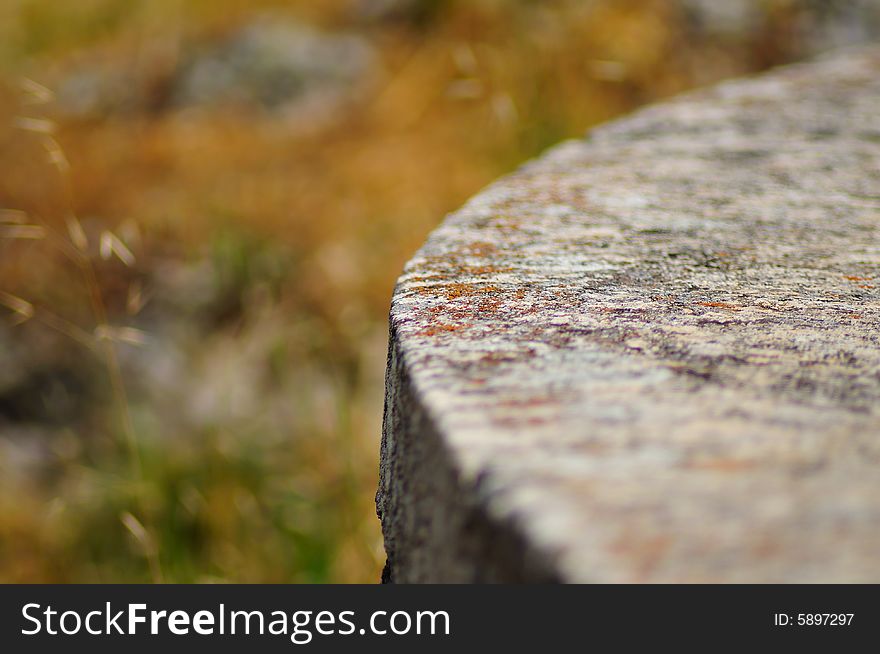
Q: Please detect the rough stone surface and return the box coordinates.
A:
[377,46,880,583]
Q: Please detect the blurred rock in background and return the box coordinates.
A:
[56,15,376,120]
[174,17,375,112]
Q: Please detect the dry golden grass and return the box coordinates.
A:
[0,0,810,582]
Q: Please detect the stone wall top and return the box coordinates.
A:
[378,47,880,583]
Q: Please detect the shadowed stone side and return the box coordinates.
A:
[377,46,880,583]
[377,337,561,583]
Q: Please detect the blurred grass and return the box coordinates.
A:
[0,0,821,582]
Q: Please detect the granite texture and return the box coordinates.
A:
[377,47,880,583]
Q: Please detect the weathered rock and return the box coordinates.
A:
[377,47,880,583]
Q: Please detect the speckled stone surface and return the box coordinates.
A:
[377,47,880,583]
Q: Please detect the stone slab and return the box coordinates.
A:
[377,47,880,583]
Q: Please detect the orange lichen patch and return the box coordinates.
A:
[697,301,740,310]
[407,274,446,283]
[461,265,514,275]
[844,275,873,281]
[415,284,453,297]
[418,254,457,268]
[417,323,468,336]
[858,284,876,290]
[463,241,497,257]
[847,314,863,319]
[415,282,501,299]
[751,536,783,560]
[478,298,503,313]
[478,349,536,367]
[687,458,755,472]
[448,283,500,299]
[496,397,559,409]
[493,416,551,429]
[444,283,475,299]
[609,533,670,581]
